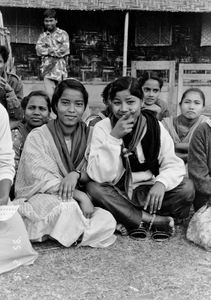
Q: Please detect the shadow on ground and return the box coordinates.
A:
[0,225,211,300]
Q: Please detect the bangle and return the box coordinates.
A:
[74,170,81,181]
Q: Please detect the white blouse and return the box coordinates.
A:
[87,117,186,192]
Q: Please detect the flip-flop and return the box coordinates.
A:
[129,222,148,240]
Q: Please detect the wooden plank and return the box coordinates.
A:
[179,63,211,70]
[177,63,211,115]
[182,74,211,80]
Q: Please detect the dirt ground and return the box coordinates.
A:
[0,225,211,300]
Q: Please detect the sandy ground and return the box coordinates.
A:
[0,225,211,300]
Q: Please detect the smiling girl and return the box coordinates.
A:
[13,79,116,248]
[87,77,194,241]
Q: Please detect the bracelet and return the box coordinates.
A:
[74,170,81,181]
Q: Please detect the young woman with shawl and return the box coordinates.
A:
[86,77,195,241]
[13,79,116,248]
[162,88,209,163]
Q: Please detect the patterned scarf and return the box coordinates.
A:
[110,110,160,198]
[47,119,88,173]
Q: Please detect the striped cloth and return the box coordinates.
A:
[14,124,116,248]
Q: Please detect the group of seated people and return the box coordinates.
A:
[1,71,211,274]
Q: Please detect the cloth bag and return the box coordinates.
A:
[0,210,38,274]
[186,205,211,251]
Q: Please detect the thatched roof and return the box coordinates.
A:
[0,0,211,12]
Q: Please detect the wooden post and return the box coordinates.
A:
[123,11,129,76]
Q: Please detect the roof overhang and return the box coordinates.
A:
[0,0,211,12]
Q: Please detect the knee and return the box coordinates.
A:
[178,178,195,203]
[86,181,103,198]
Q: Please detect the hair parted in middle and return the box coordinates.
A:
[138,71,163,89]
[51,78,89,115]
[21,90,51,112]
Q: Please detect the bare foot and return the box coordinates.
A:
[116,223,128,236]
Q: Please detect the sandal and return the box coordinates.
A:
[150,217,175,242]
[129,222,148,240]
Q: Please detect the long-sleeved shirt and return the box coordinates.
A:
[36,27,70,81]
[0,104,15,182]
[188,120,211,196]
[87,117,186,192]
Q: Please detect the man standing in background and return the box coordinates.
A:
[36,9,70,100]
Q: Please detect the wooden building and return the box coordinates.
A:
[0,0,211,85]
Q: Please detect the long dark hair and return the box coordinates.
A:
[109,76,143,101]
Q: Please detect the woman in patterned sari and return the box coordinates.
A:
[13,79,116,248]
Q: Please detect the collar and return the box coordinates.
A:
[45,27,58,35]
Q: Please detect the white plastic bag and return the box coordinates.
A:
[187,205,211,251]
[0,211,38,274]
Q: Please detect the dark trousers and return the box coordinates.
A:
[86,178,195,230]
[194,192,211,211]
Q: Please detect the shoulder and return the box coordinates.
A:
[92,117,112,139]
[26,125,47,141]
[56,28,68,36]
[159,121,174,141]
[156,98,168,108]
[0,103,8,114]
[94,117,111,131]
[37,31,46,38]
[192,121,211,137]
[0,103,9,120]
[162,116,172,126]
[199,114,210,123]
[86,112,106,127]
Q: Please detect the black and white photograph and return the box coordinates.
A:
[0,1,211,299]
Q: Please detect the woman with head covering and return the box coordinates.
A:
[13,78,116,248]
[162,88,209,163]
[86,76,194,241]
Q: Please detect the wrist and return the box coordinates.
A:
[5,84,12,93]
[74,170,81,181]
